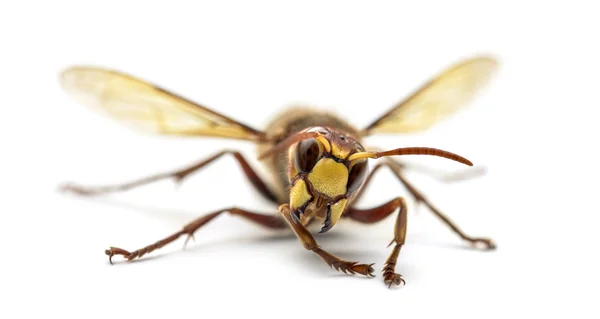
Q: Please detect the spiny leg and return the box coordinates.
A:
[359,160,495,250]
[105,207,286,264]
[60,149,279,203]
[279,204,375,277]
[346,197,407,287]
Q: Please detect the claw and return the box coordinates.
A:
[105,249,114,265]
[369,263,376,277]
[384,273,405,288]
[471,238,496,250]
[349,262,375,277]
[319,203,332,233]
[105,247,131,264]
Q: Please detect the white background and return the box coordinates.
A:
[2,1,599,318]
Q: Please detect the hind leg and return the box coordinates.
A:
[352,160,495,250]
[60,149,280,203]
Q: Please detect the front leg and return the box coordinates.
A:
[279,204,375,277]
[346,197,408,288]
[106,207,286,264]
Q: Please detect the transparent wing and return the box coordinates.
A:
[60,66,268,141]
[362,56,498,135]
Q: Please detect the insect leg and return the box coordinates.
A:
[361,160,495,250]
[60,149,280,203]
[105,207,286,264]
[279,204,375,278]
[346,198,407,288]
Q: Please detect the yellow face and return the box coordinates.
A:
[287,127,369,232]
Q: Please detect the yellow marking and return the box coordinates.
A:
[330,198,348,227]
[307,158,348,198]
[315,135,331,153]
[331,142,350,159]
[348,151,377,162]
[290,179,312,209]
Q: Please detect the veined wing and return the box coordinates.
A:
[60,66,268,142]
[362,56,498,135]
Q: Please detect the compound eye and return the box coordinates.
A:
[294,139,321,173]
[347,160,368,194]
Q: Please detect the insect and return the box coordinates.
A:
[59,55,498,288]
